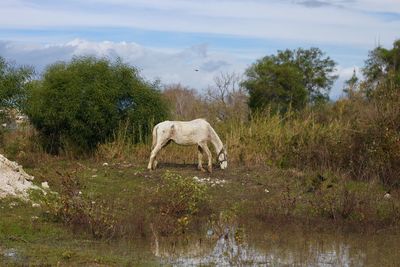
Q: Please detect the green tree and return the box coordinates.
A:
[362,39,400,94]
[26,56,168,153]
[343,69,359,97]
[243,59,307,114]
[242,47,337,113]
[0,56,33,110]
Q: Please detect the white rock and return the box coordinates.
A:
[0,154,39,199]
[384,193,391,199]
[41,182,50,189]
[102,162,109,167]
[32,203,40,208]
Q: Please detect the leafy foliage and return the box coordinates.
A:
[39,172,118,239]
[151,172,210,234]
[242,47,337,113]
[362,39,400,94]
[243,59,307,114]
[25,56,168,153]
[0,56,33,110]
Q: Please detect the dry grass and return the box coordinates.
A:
[3,87,399,188]
[93,91,399,187]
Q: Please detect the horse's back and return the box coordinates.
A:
[153,118,211,145]
[155,119,210,130]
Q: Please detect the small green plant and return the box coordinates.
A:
[41,172,117,239]
[151,172,210,234]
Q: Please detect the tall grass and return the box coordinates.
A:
[214,111,346,169]
[94,87,399,186]
[2,85,399,187]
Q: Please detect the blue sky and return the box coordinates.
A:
[0,0,399,99]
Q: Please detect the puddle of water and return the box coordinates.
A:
[2,222,398,266]
[1,248,29,265]
[152,223,400,267]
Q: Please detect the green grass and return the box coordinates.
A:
[0,197,157,266]
[1,144,399,265]
[0,161,158,266]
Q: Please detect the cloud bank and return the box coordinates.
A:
[0,0,398,99]
[0,0,399,47]
[0,39,246,91]
[0,39,359,99]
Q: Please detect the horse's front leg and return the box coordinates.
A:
[197,146,206,172]
[199,142,212,173]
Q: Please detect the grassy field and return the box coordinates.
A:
[1,148,399,265]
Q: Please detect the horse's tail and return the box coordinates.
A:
[151,125,158,150]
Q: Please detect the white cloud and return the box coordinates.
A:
[0,39,246,91]
[0,0,398,47]
[1,1,396,99]
[0,39,360,99]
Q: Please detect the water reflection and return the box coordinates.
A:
[153,223,400,266]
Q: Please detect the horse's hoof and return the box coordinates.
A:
[198,166,206,172]
[207,166,212,173]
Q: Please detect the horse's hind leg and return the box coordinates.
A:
[154,140,172,169]
[148,144,162,170]
[197,146,206,172]
[148,139,172,170]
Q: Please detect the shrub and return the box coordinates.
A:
[40,172,118,239]
[0,56,33,110]
[344,85,400,185]
[151,172,210,234]
[25,56,168,154]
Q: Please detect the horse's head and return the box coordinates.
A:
[218,147,228,170]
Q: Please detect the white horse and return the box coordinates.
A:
[147,119,227,172]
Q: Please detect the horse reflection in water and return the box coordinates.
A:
[152,226,269,266]
[151,225,364,266]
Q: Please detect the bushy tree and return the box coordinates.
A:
[0,56,33,110]
[243,60,307,114]
[26,56,168,153]
[242,47,337,113]
[362,39,400,94]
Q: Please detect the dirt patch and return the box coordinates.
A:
[0,154,39,199]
